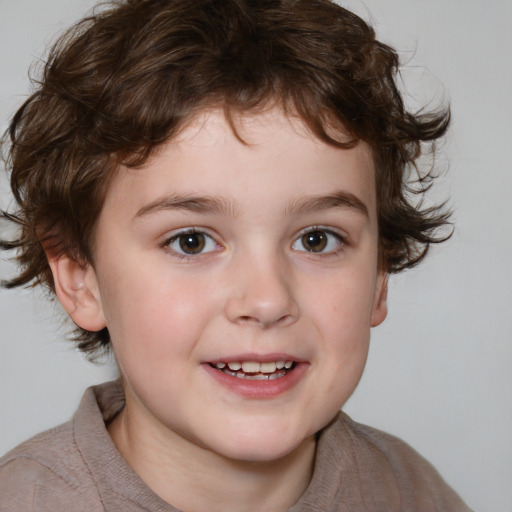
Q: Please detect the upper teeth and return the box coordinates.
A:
[215,360,293,373]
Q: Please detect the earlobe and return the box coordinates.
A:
[370,272,388,327]
[47,253,107,332]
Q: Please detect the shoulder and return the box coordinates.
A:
[340,414,438,471]
[0,419,103,511]
[340,415,450,483]
[316,413,473,511]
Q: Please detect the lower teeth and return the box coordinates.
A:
[237,371,287,380]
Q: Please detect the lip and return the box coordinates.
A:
[202,354,309,399]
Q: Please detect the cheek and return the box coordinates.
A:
[103,270,219,360]
[306,269,378,333]
[306,271,375,386]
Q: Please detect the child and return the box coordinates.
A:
[0,0,472,510]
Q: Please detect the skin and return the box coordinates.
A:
[49,108,388,512]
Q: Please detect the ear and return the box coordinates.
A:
[370,271,388,327]
[47,253,107,332]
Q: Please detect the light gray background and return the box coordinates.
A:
[0,1,511,511]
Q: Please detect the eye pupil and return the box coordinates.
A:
[302,231,327,252]
[179,233,205,254]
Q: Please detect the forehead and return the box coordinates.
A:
[103,108,377,222]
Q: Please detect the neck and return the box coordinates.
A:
[108,398,316,512]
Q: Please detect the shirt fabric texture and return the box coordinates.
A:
[0,381,472,511]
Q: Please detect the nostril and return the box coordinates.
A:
[236,313,295,329]
[238,315,256,323]
[225,290,299,328]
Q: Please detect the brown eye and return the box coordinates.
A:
[166,230,218,256]
[292,228,344,254]
[178,233,206,254]
[301,230,328,252]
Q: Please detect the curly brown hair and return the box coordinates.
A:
[1,0,451,356]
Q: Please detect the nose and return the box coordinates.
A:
[224,254,299,329]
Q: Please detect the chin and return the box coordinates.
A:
[218,442,304,463]
[207,423,314,463]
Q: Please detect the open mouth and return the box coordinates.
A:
[209,360,296,380]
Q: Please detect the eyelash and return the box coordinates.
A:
[161,226,346,260]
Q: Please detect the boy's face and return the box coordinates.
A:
[67,108,387,461]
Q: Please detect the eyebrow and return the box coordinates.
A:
[134,190,369,220]
[134,194,240,219]
[285,191,369,218]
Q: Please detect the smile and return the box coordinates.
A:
[210,360,296,380]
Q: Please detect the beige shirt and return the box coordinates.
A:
[0,381,472,511]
